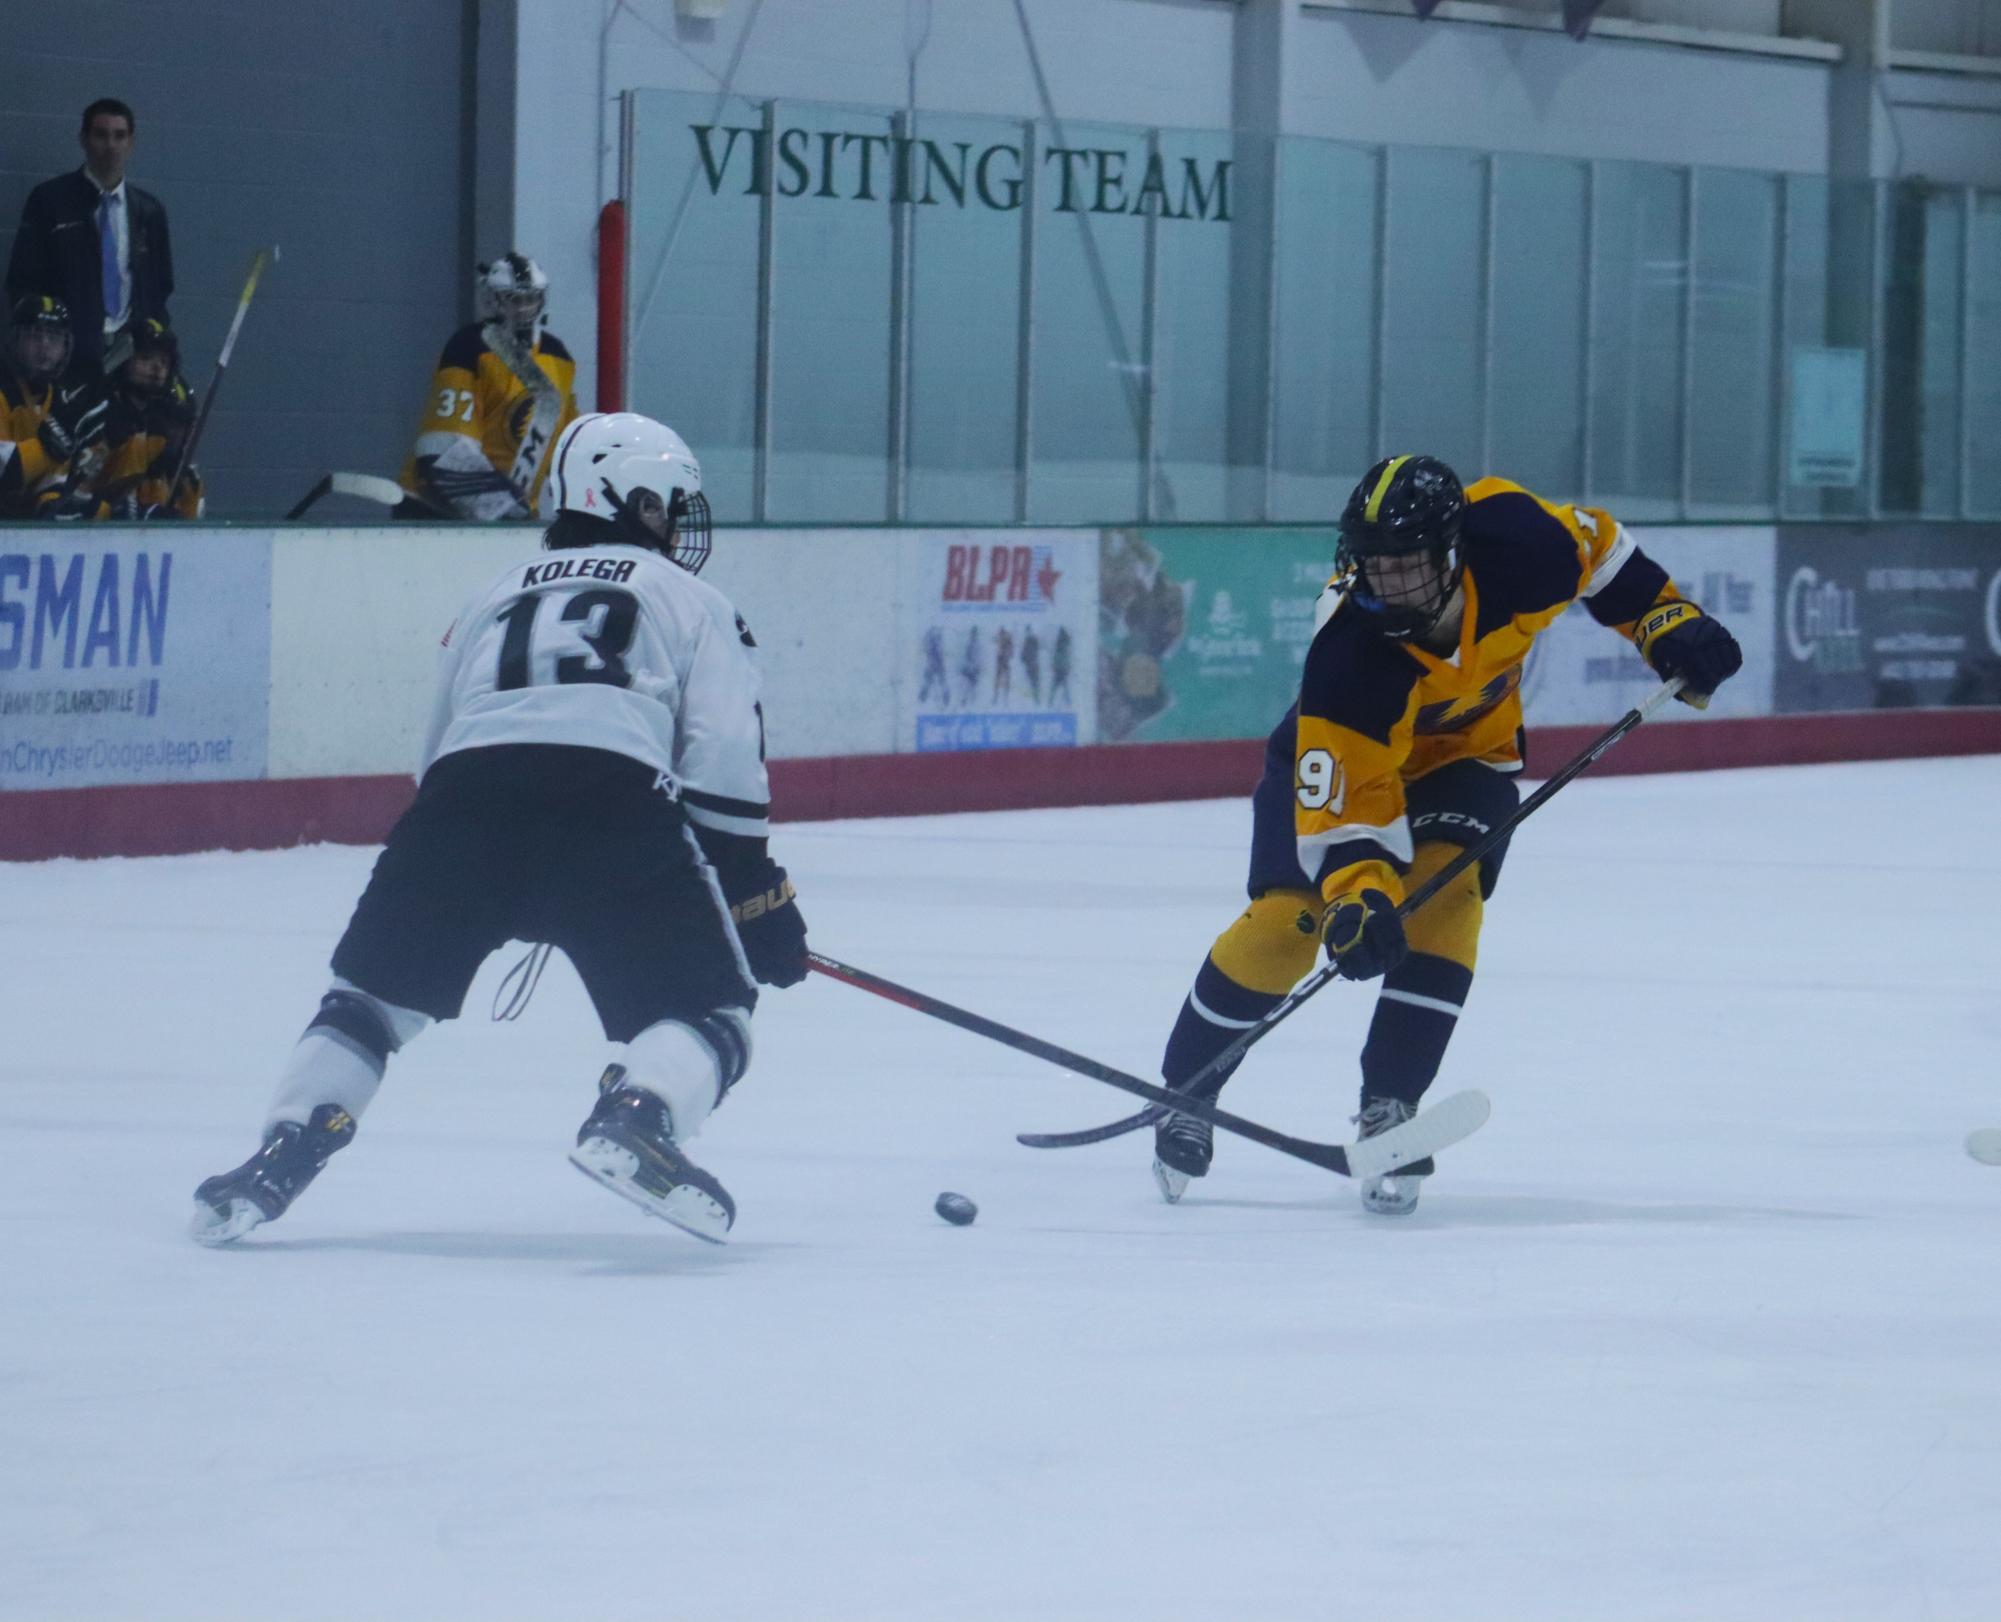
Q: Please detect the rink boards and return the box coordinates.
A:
[3,520,2000,858]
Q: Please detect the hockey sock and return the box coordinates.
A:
[1359,842,1480,1108]
[623,1008,752,1140]
[266,981,431,1131]
[1162,890,1320,1095]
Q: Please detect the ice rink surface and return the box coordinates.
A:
[4,755,1998,1622]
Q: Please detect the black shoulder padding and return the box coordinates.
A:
[1299,613,1420,746]
[438,324,488,372]
[1462,489,1586,636]
[537,332,574,363]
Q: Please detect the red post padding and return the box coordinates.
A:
[596,200,626,413]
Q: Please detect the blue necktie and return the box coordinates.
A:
[99,191,120,325]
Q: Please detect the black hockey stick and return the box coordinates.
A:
[805,951,1490,1179]
[1018,675,1686,1150]
[162,245,276,512]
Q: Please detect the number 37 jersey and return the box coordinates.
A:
[421,542,770,840]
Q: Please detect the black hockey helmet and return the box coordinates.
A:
[120,316,181,397]
[1337,454,1467,640]
[8,294,74,385]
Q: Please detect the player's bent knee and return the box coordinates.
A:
[1402,844,1483,973]
[309,979,433,1074]
[1210,888,1323,996]
[625,1008,752,1141]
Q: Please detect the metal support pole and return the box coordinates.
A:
[1679,165,1699,518]
[1866,179,1887,519]
[1370,145,1390,463]
[1959,185,1975,519]
[1478,153,1498,477]
[1259,134,1281,521]
[1580,160,1599,501]
[1772,174,1792,518]
[752,101,777,523]
[1138,129,1162,522]
[1013,121,1038,524]
[887,110,915,523]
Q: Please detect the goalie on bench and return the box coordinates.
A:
[192,413,808,1247]
[1150,455,1743,1215]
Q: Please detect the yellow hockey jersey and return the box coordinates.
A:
[0,369,64,519]
[397,324,578,516]
[1295,476,1691,907]
[65,377,204,520]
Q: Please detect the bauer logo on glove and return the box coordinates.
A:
[1634,602,1742,710]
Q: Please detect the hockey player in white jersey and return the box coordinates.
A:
[191,413,806,1246]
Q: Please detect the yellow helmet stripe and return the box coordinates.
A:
[1363,455,1412,523]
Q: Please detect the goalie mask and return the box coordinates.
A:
[541,412,713,574]
[476,252,548,345]
[1336,454,1466,640]
[7,295,73,387]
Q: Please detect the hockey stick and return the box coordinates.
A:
[805,951,1490,1179]
[161,245,277,511]
[285,470,440,520]
[1018,674,1687,1150]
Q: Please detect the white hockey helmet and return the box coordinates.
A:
[541,411,712,573]
[476,252,548,340]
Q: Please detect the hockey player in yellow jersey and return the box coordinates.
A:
[0,295,107,519]
[1151,455,1743,1214]
[48,316,203,519]
[396,253,577,520]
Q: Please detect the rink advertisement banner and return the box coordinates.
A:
[1774,526,2001,713]
[897,531,1098,752]
[1520,527,1778,728]
[1098,527,1335,744]
[0,533,270,792]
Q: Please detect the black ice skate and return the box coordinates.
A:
[1152,1109,1214,1205]
[569,1067,735,1243]
[190,1104,357,1246]
[1355,1096,1433,1217]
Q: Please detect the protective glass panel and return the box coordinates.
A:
[1148,126,1241,522]
[1968,190,2001,516]
[1781,175,1874,519]
[1878,184,1964,516]
[1027,121,1153,522]
[905,113,1031,522]
[1270,138,1379,521]
[624,89,764,521]
[1589,161,1688,519]
[1688,167,1780,514]
[1380,146,1485,475]
[1489,154,1588,495]
[763,100,895,521]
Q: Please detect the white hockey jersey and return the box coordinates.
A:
[422,542,769,840]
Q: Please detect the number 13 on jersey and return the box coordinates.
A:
[494,588,639,690]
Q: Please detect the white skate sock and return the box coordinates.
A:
[265,980,431,1131]
[622,1010,751,1141]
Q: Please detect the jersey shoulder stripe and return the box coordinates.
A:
[1461,481,1586,634]
[438,324,489,373]
[1298,607,1420,744]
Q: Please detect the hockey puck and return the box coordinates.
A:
[934,1192,978,1226]
[1966,1129,2001,1166]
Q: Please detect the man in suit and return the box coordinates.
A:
[6,98,175,375]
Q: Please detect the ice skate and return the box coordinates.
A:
[1355,1096,1433,1216]
[190,1104,356,1246]
[569,1069,735,1243]
[1152,1109,1214,1205]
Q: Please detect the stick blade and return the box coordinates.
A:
[1344,1089,1492,1185]
[1966,1128,2001,1166]
[1016,1105,1161,1150]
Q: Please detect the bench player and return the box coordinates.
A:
[192,413,807,1247]
[1151,455,1743,1214]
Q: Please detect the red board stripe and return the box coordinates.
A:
[5,708,2001,862]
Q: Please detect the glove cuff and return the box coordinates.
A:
[1321,859,1404,913]
[1633,599,1703,668]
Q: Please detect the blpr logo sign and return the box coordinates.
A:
[1784,565,1861,670]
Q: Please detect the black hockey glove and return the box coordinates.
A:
[1321,888,1407,982]
[1635,603,1742,710]
[38,394,108,466]
[728,859,809,989]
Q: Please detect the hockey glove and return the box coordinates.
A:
[1322,888,1408,982]
[728,860,809,989]
[38,394,108,465]
[1635,603,1741,710]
